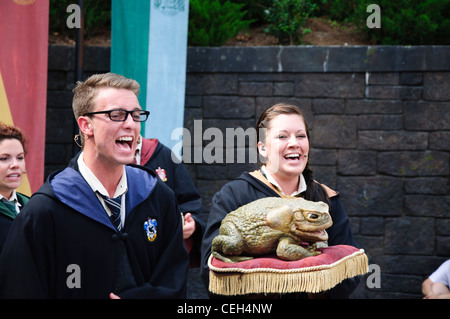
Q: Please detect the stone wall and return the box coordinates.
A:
[46,45,450,298]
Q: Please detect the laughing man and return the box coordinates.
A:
[0,73,189,298]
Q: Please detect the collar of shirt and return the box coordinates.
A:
[77,152,128,198]
[0,190,22,213]
[77,152,127,225]
[260,165,307,197]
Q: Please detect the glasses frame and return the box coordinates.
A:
[83,109,150,122]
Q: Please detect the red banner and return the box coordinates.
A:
[0,0,49,195]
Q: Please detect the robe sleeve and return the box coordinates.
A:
[0,195,56,298]
[326,194,361,298]
[170,156,205,267]
[145,144,205,267]
[200,182,242,289]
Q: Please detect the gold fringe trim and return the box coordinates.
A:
[208,249,368,296]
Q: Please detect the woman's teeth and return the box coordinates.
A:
[285,154,300,160]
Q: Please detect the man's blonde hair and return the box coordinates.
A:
[72,73,140,147]
[72,72,140,120]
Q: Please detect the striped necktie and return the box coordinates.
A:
[102,194,123,231]
[1,198,17,216]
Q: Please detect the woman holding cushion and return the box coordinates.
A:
[201,103,359,298]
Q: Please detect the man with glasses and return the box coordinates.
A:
[0,73,189,298]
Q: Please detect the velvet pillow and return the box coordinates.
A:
[208,245,368,296]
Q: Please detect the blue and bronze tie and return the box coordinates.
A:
[102,195,122,231]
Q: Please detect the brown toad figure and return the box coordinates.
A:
[212,197,333,263]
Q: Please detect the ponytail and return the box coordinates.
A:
[302,164,331,207]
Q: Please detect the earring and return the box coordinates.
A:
[74,134,82,148]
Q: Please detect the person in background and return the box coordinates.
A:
[0,122,29,254]
[422,259,450,299]
[0,73,188,298]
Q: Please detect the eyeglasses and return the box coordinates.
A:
[83,109,150,122]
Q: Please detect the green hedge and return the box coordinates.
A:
[49,0,111,38]
[324,0,450,45]
[49,0,450,45]
[188,0,254,46]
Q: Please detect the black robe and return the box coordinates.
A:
[140,139,204,266]
[200,171,359,298]
[69,140,205,267]
[0,192,29,254]
[0,165,189,298]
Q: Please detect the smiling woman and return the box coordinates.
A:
[0,122,29,253]
[201,103,360,298]
[0,122,27,198]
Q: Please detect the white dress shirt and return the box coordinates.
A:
[77,152,128,228]
[260,165,307,197]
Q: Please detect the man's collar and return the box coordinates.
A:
[77,152,128,198]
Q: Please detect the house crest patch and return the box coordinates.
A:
[144,217,158,242]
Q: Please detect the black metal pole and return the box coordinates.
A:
[73,0,84,156]
[75,0,84,83]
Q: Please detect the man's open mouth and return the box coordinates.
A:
[116,136,133,151]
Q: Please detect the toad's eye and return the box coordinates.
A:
[307,213,319,219]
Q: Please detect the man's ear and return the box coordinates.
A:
[77,116,94,136]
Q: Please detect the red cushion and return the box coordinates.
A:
[208,245,368,295]
[210,245,361,271]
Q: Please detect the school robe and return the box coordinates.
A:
[0,165,189,299]
[0,192,29,254]
[139,138,204,266]
[69,139,205,267]
[200,171,359,298]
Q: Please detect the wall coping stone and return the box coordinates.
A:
[48,45,450,73]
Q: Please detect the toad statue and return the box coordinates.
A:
[212,197,333,263]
